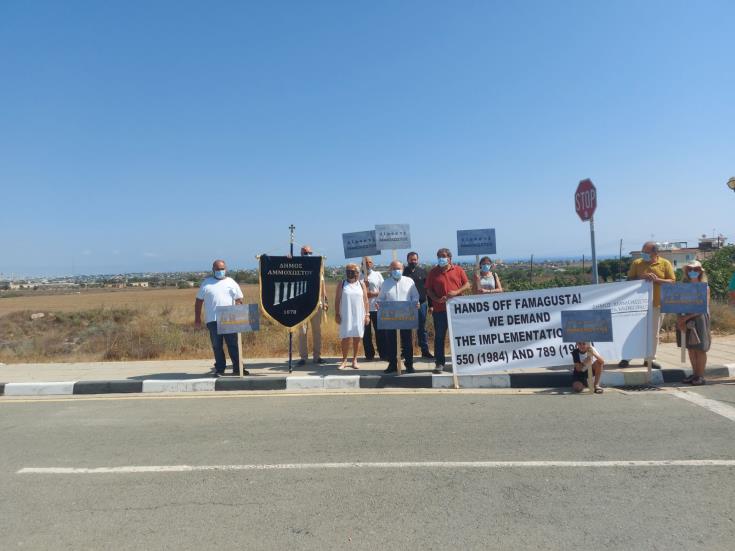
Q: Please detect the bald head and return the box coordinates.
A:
[212,259,226,271]
[390,260,403,271]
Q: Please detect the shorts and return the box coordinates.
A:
[572,369,589,384]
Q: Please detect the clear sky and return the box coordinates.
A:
[1,0,733,277]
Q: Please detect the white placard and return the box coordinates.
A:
[447,280,653,374]
[375,224,411,250]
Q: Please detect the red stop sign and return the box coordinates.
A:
[575,179,597,221]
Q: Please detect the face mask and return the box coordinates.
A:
[214,270,226,279]
[480,264,491,273]
[641,252,651,262]
[437,257,449,267]
[391,269,402,280]
[688,271,700,280]
[407,262,418,269]
[346,270,357,279]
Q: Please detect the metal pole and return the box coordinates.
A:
[618,238,623,282]
[288,224,295,373]
[529,254,534,285]
[590,216,599,284]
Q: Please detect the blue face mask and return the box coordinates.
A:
[391,269,402,280]
[437,257,449,267]
[688,271,700,280]
[480,264,491,273]
[641,252,651,262]
[214,270,226,279]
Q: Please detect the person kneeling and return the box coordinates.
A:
[571,341,604,394]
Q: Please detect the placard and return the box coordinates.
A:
[561,309,613,342]
[447,280,653,374]
[377,301,419,330]
[342,230,381,258]
[660,283,708,314]
[375,224,411,250]
[216,304,260,334]
[457,228,497,256]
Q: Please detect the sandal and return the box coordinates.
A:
[594,385,604,394]
[681,374,695,384]
[690,376,706,386]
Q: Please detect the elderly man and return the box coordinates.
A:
[297,245,328,366]
[619,241,675,369]
[403,251,433,358]
[377,260,420,374]
[194,259,246,377]
[361,256,385,361]
[425,248,470,374]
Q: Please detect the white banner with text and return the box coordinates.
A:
[447,280,653,374]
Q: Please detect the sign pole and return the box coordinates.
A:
[590,216,599,284]
[288,224,295,374]
[237,332,243,378]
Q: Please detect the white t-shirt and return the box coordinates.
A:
[377,276,419,304]
[196,276,244,323]
[360,270,384,312]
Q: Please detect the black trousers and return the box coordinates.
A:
[363,311,387,360]
[384,329,413,369]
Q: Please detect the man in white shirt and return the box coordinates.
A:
[377,260,420,374]
[194,259,245,377]
[361,256,385,361]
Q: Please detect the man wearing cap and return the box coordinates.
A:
[377,260,420,374]
[425,247,470,374]
[619,241,675,369]
[297,245,328,365]
[194,259,246,377]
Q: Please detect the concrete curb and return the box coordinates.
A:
[1,367,732,396]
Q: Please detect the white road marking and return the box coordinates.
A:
[17,459,735,475]
[672,390,735,422]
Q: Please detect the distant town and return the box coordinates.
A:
[1,234,727,294]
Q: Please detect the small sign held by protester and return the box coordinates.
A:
[216,304,260,335]
[660,283,708,314]
[457,228,497,256]
[375,224,411,250]
[377,301,419,330]
[561,309,614,343]
[342,230,381,258]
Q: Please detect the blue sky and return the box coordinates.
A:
[1,1,733,277]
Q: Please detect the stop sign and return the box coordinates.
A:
[575,179,597,221]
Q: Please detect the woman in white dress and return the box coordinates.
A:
[334,263,370,369]
[473,256,503,294]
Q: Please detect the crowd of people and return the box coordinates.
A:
[195,240,721,389]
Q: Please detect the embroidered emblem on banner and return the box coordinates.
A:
[258,255,323,330]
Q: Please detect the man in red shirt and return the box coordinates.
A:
[425,247,470,373]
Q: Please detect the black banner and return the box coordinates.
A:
[258,255,323,330]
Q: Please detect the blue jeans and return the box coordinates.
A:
[432,310,448,366]
[417,301,429,353]
[207,322,239,373]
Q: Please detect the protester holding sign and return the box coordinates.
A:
[571,342,605,394]
[677,261,711,386]
[619,242,675,369]
[335,263,370,370]
[472,256,503,295]
[361,257,386,361]
[377,260,420,374]
[403,252,433,358]
[194,259,245,377]
[425,248,470,374]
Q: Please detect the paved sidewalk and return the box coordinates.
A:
[1,336,732,395]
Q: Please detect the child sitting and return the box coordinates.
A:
[571,341,605,394]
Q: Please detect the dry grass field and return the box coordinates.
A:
[1,285,732,363]
[0,285,435,363]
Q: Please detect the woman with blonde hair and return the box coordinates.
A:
[677,260,711,385]
[334,263,370,369]
[473,256,503,294]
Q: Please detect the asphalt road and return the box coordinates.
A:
[2,385,735,550]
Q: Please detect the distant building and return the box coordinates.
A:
[128,282,149,288]
[630,235,728,269]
